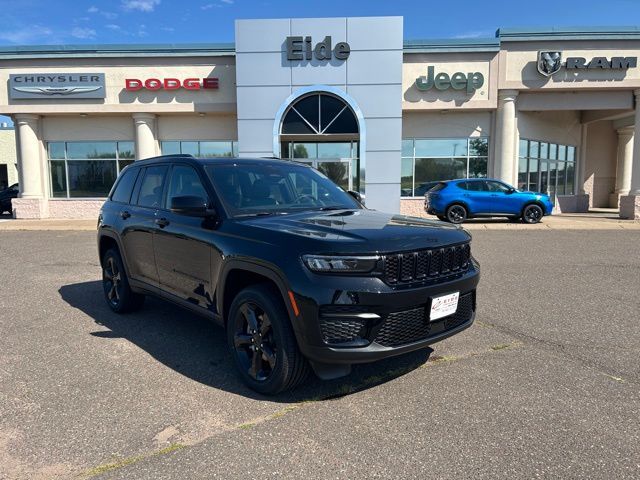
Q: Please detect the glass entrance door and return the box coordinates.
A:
[540,160,549,199]
[316,159,351,191]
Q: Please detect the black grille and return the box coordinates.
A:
[383,243,471,285]
[319,318,365,344]
[374,292,474,347]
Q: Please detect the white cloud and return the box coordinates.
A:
[453,30,493,39]
[87,6,99,13]
[137,24,148,37]
[105,24,122,30]
[121,0,161,12]
[71,27,97,39]
[161,26,175,32]
[0,25,53,44]
[220,0,233,3]
[201,3,220,9]
[101,11,118,20]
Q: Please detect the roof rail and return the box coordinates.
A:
[142,153,195,161]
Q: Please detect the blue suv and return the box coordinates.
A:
[424,178,553,224]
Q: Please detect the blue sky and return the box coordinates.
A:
[1,0,639,46]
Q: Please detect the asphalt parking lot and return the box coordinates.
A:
[1,229,639,479]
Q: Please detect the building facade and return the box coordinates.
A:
[1,18,639,219]
[0,124,18,189]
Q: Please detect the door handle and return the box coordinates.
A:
[120,210,131,220]
[155,218,170,228]
[463,193,470,197]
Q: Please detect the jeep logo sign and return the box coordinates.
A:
[416,66,484,94]
[286,36,350,61]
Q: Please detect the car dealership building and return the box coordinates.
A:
[1,17,640,219]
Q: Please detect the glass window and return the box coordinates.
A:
[539,142,549,159]
[518,139,529,158]
[400,137,489,196]
[558,145,566,161]
[486,181,511,193]
[161,141,181,155]
[111,167,139,204]
[401,157,413,197]
[118,142,135,159]
[47,141,135,199]
[528,158,539,193]
[556,161,566,196]
[529,141,539,158]
[415,139,467,157]
[468,138,488,157]
[167,165,207,206]
[67,142,117,159]
[518,158,528,191]
[292,143,317,159]
[206,162,360,217]
[548,144,557,160]
[67,160,117,197]
[402,139,414,157]
[566,162,575,195]
[181,142,199,156]
[200,141,233,158]
[415,158,467,184]
[469,158,487,178]
[281,93,358,135]
[567,146,576,162]
[318,142,351,158]
[137,166,168,208]
[48,142,65,160]
[466,181,485,192]
[50,160,67,198]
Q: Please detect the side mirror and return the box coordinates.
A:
[507,187,516,194]
[347,190,364,204]
[170,195,215,217]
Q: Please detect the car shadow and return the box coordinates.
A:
[59,281,432,403]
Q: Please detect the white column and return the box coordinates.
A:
[619,89,640,219]
[14,114,42,198]
[133,113,157,160]
[494,90,519,184]
[614,127,634,196]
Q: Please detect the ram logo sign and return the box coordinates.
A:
[536,52,638,77]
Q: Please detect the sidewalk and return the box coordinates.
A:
[0,213,638,231]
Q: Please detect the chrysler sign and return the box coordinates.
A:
[9,73,106,99]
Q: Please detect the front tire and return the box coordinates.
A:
[227,284,309,395]
[522,204,543,224]
[446,204,467,224]
[102,248,145,313]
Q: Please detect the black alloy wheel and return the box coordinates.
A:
[103,256,122,308]
[227,285,309,394]
[102,248,145,313]
[522,204,543,224]
[446,204,467,224]
[232,302,277,382]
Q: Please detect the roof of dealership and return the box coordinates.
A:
[1,26,639,59]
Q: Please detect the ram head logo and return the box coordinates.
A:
[537,51,563,77]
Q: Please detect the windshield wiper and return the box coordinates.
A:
[316,206,351,211]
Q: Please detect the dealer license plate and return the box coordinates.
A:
[429,292,459,321]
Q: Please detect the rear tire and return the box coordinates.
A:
[102,248,145,313]
[227,284,309,395]
[522,204,544,224]
[446,204,467,224]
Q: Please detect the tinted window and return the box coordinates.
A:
[137,166,168,208]
[465,181,485,192]
[167,165,207,207]
[111,168,139,204]
[430,182,447,192]
[486,181,511,193]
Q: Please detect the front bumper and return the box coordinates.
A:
[290,260,480,365]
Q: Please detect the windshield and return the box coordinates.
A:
[205,162,361,217]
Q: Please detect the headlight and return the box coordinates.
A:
[302,254,380,274]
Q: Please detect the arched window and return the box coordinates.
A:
[281,93,358,135]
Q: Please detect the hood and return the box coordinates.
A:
[236,209,471,253]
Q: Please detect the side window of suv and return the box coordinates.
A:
[136,165,168,208]
[485,181,511,193]
[111,168,139,204]
[166,165,208,207]
[465,181,485,192]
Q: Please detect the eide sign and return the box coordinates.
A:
[286,36,350,61]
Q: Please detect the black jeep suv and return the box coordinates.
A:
[97,155,479,394]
